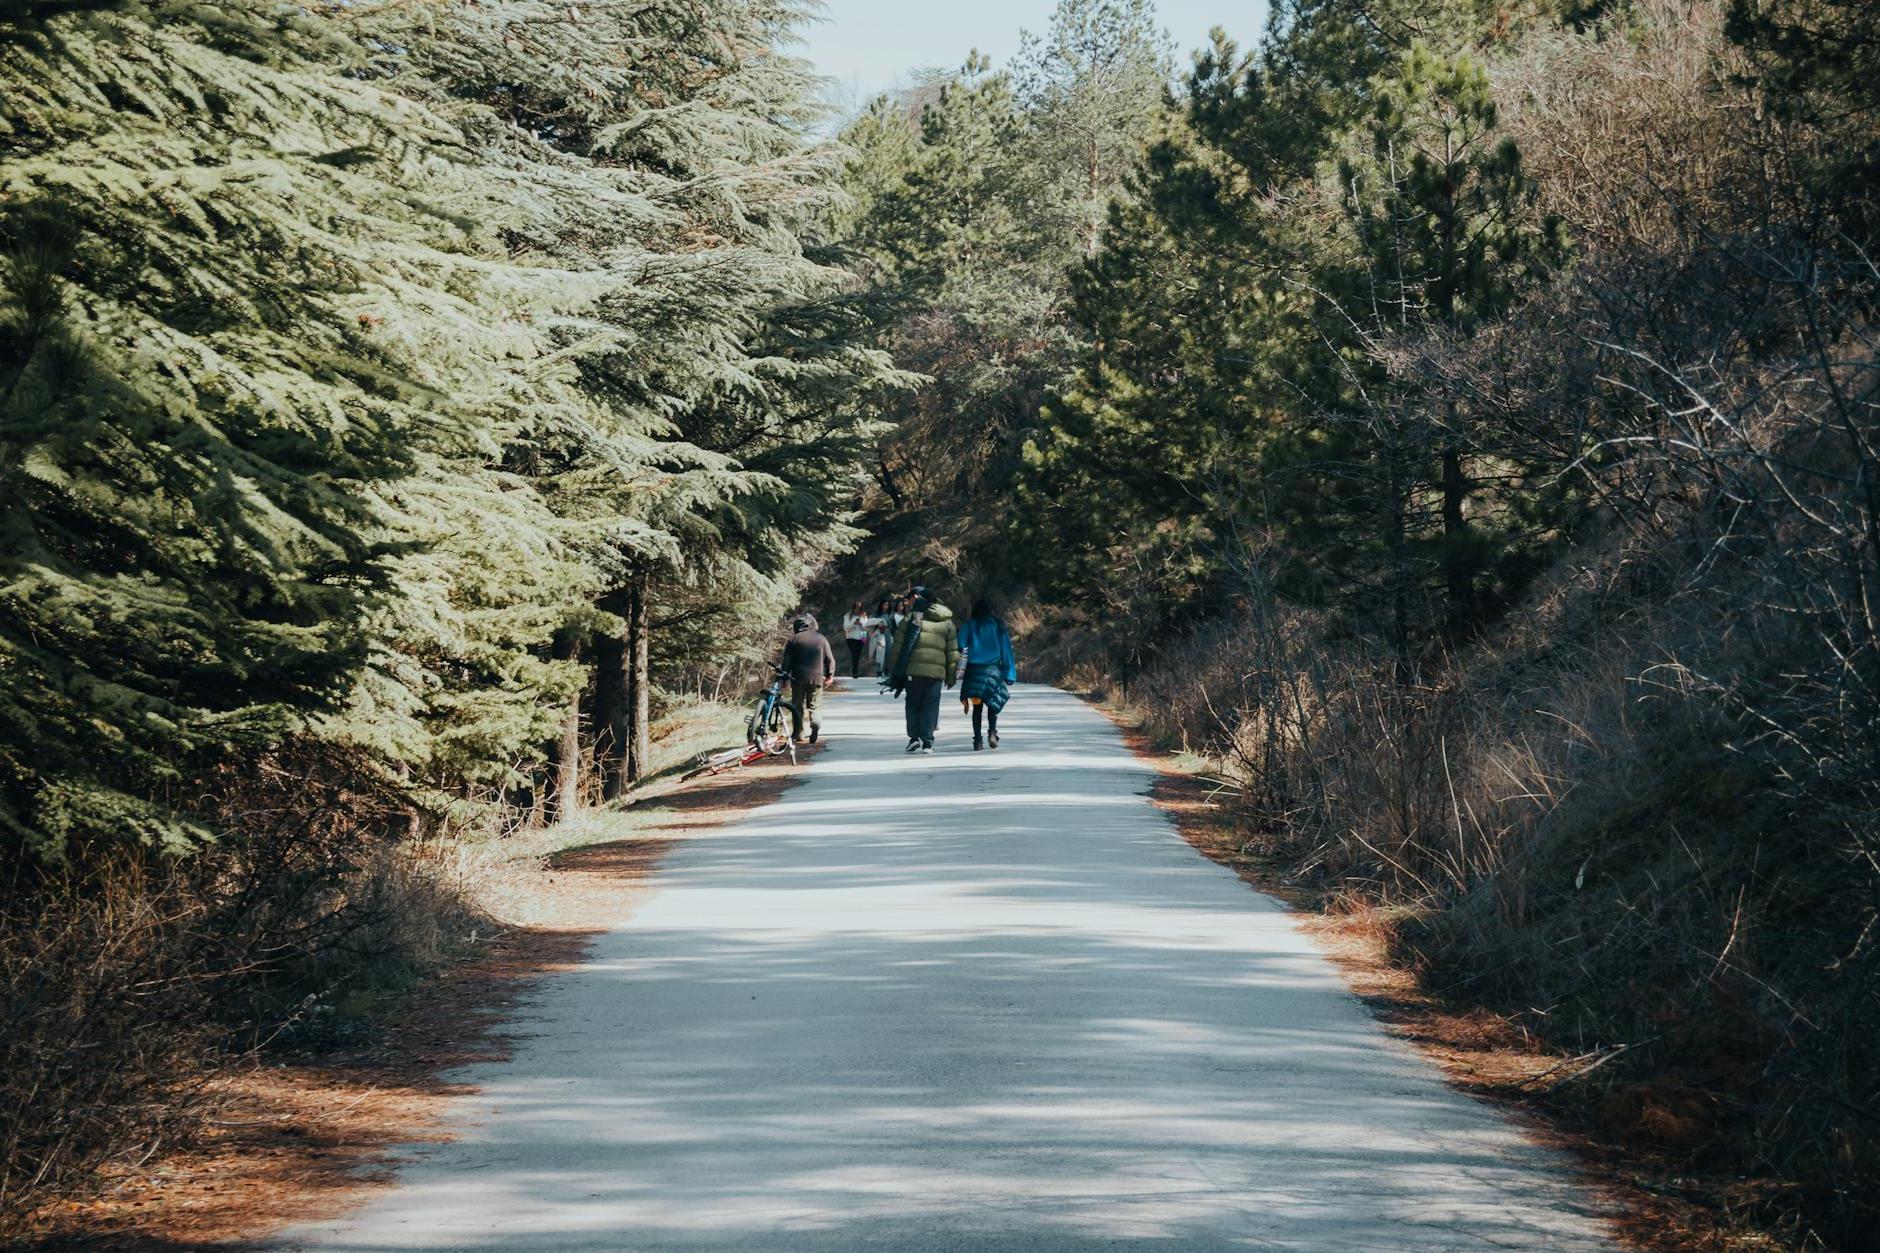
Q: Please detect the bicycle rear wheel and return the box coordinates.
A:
[765,701,795,750]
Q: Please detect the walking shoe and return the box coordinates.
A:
[809,726,819,745]
[973,738,984,751]
[920,744,934,755]
[906,739,921,753]
[989,731,1000,749]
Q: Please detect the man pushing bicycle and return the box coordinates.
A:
[779,614,836,745]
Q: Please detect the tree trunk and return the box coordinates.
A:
[516,782,545,832]
[1388,436,1414,687]
[546,632,583,822]
[624,575,652,786]
[594,590,631,801]
[876,452,906,510]
[1435,147,1471,642]
[397,762,421,841]
[1442,433,1470,639]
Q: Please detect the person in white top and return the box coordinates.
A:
[869,596,898,677]
[841,600,875,679]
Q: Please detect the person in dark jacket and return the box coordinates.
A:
[778,614,836,744]
[958,599,1017,750]
[886,593,958,754]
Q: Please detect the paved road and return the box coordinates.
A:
[282,686,1613,1251]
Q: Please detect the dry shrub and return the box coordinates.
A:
[1411,588,1878,1248]
[0,856,219,1226]
[0,744,491,1237]
[1105,522,1878,1244]
[1018,607,1118,699]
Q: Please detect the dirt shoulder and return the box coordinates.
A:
[1096,704,1758,1253]
[19,740,817,1252]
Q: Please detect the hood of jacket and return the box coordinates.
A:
[919,602,954,623]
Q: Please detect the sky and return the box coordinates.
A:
[800,0,1272,115]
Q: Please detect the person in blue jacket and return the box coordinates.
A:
[957,598,1017,751]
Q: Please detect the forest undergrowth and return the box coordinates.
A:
[1026,536,1875,1249]
[0,697,751,1238]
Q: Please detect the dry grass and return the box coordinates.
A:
[0,699,755,1242]
[0,838,481,1240]
[15,740,814,1252]
[0,859,221,1228]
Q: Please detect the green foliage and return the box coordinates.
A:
[0,0,902,860]
[1725,0,1880,240]
[1013,0,1175,257]
[1014,11,1573,661]
[834,57,1073,523]
[0,0,457,860]
[830,7,1176,580]
[1338,44,1566,332]
[1726,0,1879,118]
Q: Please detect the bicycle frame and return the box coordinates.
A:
[747,668,797,748]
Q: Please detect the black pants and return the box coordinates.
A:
[971,702,999,741]
[905,677,942,746]
[846,638,865,677]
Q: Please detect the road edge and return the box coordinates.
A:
[1084,692,1733,1253]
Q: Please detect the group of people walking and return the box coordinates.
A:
[780,587,1018,754]
[880,589,1016,754]
[838,596,903,680]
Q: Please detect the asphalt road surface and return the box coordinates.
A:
[281,685,1614,1252]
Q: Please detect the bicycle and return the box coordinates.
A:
[746,665,798,747]
[681,668,798,782]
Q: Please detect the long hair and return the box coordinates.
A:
[970,598,997,623]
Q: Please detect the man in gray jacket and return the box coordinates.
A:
[779,614,836,744]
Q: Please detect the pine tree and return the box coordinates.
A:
[1727,0,1880,243]
[836,54,1090,536]
[1323,43,1567,641]
[355,0,908,797]
[329,0,744,810]
[0,0,509,861]
[1011,0,1568,663]
[1011,26,1336,638]
[1013,0,1174,258]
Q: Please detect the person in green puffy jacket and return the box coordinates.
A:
[888,595,958,753]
